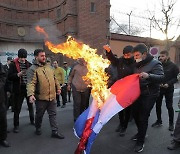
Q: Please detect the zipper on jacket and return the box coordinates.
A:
[146,85,150,95]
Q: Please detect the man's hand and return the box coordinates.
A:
[29,95,36,103]
[67,85,71,91]
[17,71,24,77]
[139,72,149,79]
[163,83,169,88]
[7,92,11,98]
[57,89,61,95]
[103,45,111,52]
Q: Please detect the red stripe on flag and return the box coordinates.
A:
[110,74,140,108]
[75,117,94,154]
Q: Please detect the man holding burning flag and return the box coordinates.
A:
[105,45,134,136]
[131,44,164,152]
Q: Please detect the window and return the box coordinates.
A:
[90,2,96,13]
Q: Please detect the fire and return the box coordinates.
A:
[35,26,110,108]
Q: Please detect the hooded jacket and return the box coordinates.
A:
[27,60,60,101]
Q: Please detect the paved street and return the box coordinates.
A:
[1,89,180,154]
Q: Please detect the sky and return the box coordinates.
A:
[110,0,180,40]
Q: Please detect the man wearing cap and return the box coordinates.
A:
[103,45,134,136]
[8,49,34,133]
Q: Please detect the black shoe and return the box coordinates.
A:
[57,104,60,107]
[167,140,180,150]
[115,124,121,132]
[169,124,174,131]
[30,121,35,125]
[119,128,126,137]
[131,134,138,141]
[13,126,19,133]
[61,105,66,108]
[35,128,42,135]
[151,121,162,127]
[51,131,65,139]
[0,140,10,147]
[134,142,144,153]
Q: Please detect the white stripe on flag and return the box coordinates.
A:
[87,99,99,119]
[93,93,124,134]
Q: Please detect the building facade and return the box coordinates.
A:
[0,0,110,64]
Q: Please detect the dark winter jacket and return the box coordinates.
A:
[3,64,12,92]
[134,54,164,96]
[8,58,31,94]
[0,63,6,107]
[161,59,179,90]
[105,64,118,88]
[106,50,134,86]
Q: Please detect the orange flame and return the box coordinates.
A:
[35,26,49,39]
[36,26,110,108]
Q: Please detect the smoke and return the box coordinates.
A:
[29,18,62,44]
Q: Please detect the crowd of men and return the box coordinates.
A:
[0,43,180,153]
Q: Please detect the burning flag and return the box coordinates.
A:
[36,26,110,108]
[35,26,140,154]
[74,74,140,154]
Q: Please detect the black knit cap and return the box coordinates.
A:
[18,48,27,58]
[123,45,133,54]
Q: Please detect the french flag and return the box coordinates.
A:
[74,74,140,154]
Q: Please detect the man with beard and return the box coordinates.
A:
[131,44,164,152]
[103,45,134,136]
[27,49,64,139]
[152,50,179,131]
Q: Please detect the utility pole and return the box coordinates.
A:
[149,16,154,38]
[127,11,132,35]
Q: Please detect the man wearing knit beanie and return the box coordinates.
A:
[8,48,34,133]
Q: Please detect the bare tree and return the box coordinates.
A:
[150,0,180,50]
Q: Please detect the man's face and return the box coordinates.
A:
[36,52,46,64]
[53,61,58,68]
[7,60,11,65]
[63,64,67,68]
[123,52,133,59]
[159,54,168,63]
[19,58,26,63]
[133,51,147,62]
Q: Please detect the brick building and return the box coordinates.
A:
[0,0,110,64]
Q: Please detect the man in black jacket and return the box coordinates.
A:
[152,50,179,131]
[131,44,164,152]
[3,57,13,110]
[8,49,34,133]
[104,45,134,136]
[0,62,10,147]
